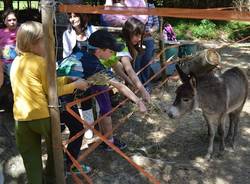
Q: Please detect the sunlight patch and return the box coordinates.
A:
[215,177,230,184]
[146,117,158,124]
[192,157,209,172]
[242,127,250,136]
[239,146,249,152]
[242,100,250,113]
[222,53,233,57]
[148,131,166,142]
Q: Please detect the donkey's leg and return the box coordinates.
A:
[231,111,241,149]
[203,115,211,137]
[203,114,217,159]
[227,108,242,149]
[218,114,227,152]
[226,113,234,143]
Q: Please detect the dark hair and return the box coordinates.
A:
[67,13,91,33]
[113,0,124,3]
[2,8,16,24]
[147,0,155,4]
[122,17,145,60]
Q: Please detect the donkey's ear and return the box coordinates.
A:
[176,64,190,83]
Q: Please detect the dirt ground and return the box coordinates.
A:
[0,42,249,184]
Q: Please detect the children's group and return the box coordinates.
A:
[0,0,177,183]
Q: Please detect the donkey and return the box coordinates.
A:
[168,65,248,159]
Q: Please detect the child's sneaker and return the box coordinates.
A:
[101,137,127,151]
[66,164,92,176]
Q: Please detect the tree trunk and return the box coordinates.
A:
[41,0,66,183]
[3,0,13,10]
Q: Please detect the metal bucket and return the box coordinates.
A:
[178,49,221,76]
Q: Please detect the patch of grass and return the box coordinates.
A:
[166,18,250,41]
[224,21,250,40]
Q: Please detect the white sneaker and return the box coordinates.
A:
[84,129,94,139]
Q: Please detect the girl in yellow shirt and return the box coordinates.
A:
[10,21,88,184]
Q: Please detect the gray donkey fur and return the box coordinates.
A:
[168,65,248,159]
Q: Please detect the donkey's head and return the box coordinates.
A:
[168,65,198,119]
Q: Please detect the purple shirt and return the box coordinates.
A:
[0,28,18,64]
[102,0,148,27]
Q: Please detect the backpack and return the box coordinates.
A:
[163,23,177,41]
[57,51,84,78]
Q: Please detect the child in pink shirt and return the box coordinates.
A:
[0,9,18,65]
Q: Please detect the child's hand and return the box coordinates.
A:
[142,89,151,103]
[74,79,89,91]
[136,99,147,113]
[68,76,81,82]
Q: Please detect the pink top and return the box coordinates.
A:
[102,0,148,27]
[0,28,18,64]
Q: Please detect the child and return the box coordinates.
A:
[0,61,3,88]
[80,29,147,151]
[0,9,18,112]
[10,21,89,184]
[0,9,18,70]
[60,13,96,175]
[108,17,151,102]
[61,12,96,138]
[62,13,96,58]
[162,23,177,42]
[135,0,159,92]
[57,53,93,175]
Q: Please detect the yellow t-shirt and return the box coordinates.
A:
[10,52,76,121]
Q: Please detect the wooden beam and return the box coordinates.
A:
[58,5,250,22]
[41,1,66,184]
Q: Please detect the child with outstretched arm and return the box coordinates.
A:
[79,29,147,151]
[10,21,88,184]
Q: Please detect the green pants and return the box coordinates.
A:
[15,118,55,184]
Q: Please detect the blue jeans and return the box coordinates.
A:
[134,37,155,89]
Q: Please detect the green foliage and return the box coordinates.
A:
[226,22,250,40]
[191,20,217,39]
[154,0,164,7]
[166,18,250,41]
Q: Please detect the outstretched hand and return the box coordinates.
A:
[74,79,89,91]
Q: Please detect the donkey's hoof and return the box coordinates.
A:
[204,153,212,161]
[217,151,225,158]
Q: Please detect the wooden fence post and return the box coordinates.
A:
[41,1,66,183]
[159,16,166,80]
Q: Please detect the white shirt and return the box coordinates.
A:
[62,25,96,58]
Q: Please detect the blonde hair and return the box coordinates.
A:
[16,21,44,53]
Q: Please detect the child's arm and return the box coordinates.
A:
[120,56,151,102]
[108,78,147,113]
[56,77,89,96]
[112,62,134,86]
[0,61,3,88]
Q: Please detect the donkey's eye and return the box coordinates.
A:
[182,98,190,102]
